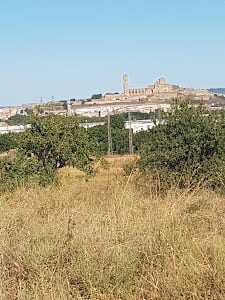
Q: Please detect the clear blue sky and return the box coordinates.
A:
[1,0,225,106]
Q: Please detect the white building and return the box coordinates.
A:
[125,120,155,133]
[0,125,29,134]
[73,103,170,118]
[80,120,155,133]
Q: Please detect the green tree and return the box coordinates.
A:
[25,108,33,115]
[88,114,129,155]
[0,155,40,192]
[137,101,225,190]
[133,130,150,152]
[0,115,104,189]
[109,115,129,154]
[21,115,101,170]
[6,114,31,125]
[91,94,102,100]
[112,128,129,154]
[88,125,108,153]
[0,133,17,153]
[110,114,125,130]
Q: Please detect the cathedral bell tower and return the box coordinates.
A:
[123,73,129,96]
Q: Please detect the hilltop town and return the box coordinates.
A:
[0,74,222,120]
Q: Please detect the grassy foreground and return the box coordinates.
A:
[0,156,225,299]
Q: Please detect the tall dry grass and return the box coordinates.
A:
[0,156,225,299]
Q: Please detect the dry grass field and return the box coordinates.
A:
[1,155,225,299]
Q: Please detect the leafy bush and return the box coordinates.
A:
[0,115,104,191]
[133,130,150,152]
[91,93,102,99]
[88,114,129,155]
[21,115,102,169]
[6,114,31,125]
[137,101,225,191]
[0,133,17,153]
[0,155,41,192]
[88,125,108,153]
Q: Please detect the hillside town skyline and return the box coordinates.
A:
[1,73,223,109]
[1,73,224,121]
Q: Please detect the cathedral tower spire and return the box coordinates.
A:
[123,73,129,96]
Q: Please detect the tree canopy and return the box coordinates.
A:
[91,94,102,100]
[19,115,102,173]
[6,114,31,125]
[137,101,225,190]
[88,114,129,155]
[0,115,103,190]
[0,133,17,153]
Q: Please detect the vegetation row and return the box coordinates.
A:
[1,101,225,193]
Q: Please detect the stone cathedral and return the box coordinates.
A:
[104,74,212,102]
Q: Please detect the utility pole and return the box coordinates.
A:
[107,113,113,155]
[128,112,133,154]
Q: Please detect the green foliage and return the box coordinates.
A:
[19,115,101,172]
[0,115,103,191]
[109,114,125,130]
[88,125,129,155]
[88,114,129,154]
[6,114,31,125]
[88,125,108,153]
[112,128,129,154]
[91,94,102,100]
[137,101,225,190]
[0,133,17,153]
[133,130,150,152]
[25,108,33,115]
[0,155,41,192]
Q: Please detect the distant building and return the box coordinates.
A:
[30,74,214,118]
[0,106,27,120]
[72,103,170,118]
[0,125,28,134]
[104,74,213,102]
[80,120,155,133]
[124,120,155,133]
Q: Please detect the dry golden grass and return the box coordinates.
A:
[0,155,225,299]
[0,152,7,158]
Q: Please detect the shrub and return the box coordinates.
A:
[6,114,31,125]
[0,115,103,192]
[0,133,17,153]
[88,114,129,155]
[0,155,41,192]
[18,115,102,174]
[137,101,225,191]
